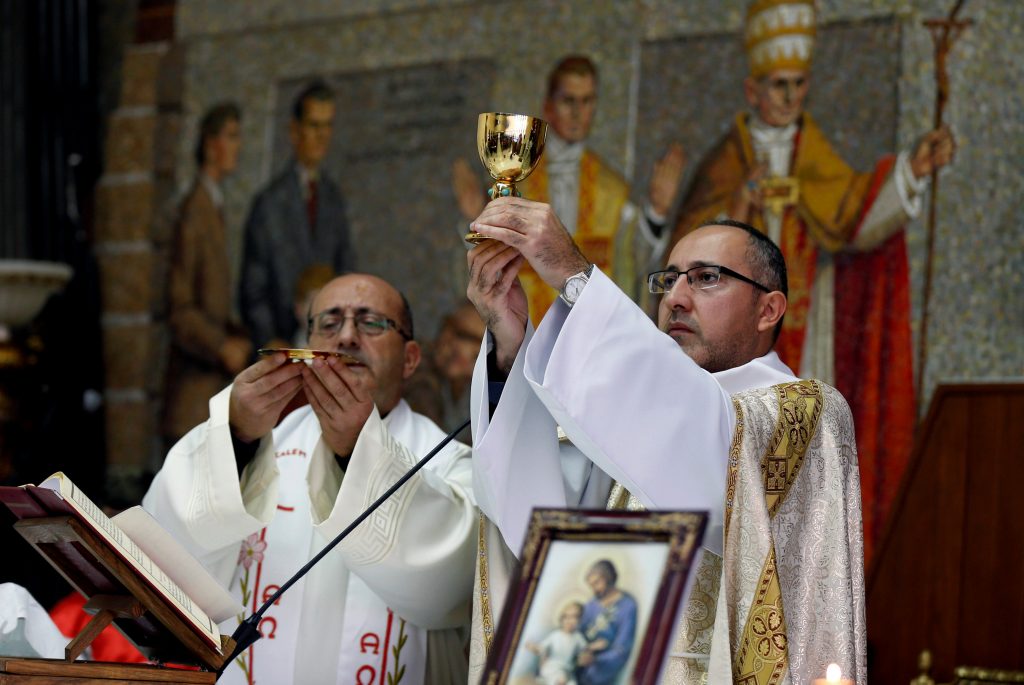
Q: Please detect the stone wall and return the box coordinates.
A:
[95,28,183,498]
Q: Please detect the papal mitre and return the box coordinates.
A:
[745,0,817,78]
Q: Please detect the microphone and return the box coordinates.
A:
[218,416,472,677]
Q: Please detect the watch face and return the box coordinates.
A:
[564,275,586,303]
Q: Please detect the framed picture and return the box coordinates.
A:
[481,509,707,685]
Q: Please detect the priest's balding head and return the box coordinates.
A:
[305,273,421,417]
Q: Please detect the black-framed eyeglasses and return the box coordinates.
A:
[309,307,412,341]
[647,265,771,294]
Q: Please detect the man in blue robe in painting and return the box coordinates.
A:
[577,559,638,685]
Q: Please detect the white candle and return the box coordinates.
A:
[811,663,854,685]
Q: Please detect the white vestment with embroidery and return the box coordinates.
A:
[467,269,865,684]
[144,389,475,685]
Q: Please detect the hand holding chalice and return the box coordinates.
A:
[464,112,548,244]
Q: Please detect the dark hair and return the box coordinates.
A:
[194,102,240,166]
[587,559,618,587]
[398,291,414,341]
[546,55,598,99]
[698,218,788,342]
[292,80,334,122]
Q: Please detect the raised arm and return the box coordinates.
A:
[143,354,304,582]
[471,197,735,542]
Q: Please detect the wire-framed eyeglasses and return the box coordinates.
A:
[647,265,771,294]
[309,307,412,341]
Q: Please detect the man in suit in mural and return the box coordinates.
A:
[669,0,955,561]
[163,102,252,445]
[453,55,687,324]
[240,80,355,351]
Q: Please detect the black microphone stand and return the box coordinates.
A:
[217,417,471,677]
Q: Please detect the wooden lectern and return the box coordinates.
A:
[867,383,1024,684]
[0,516,233,684]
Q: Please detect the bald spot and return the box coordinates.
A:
[311,273,407,328]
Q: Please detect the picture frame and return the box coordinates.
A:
[481,509,708,685]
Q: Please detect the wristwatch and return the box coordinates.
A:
[559,264,594,307]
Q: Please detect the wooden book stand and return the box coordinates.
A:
[0,516,234,684]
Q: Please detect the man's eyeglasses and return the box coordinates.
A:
[647,265,771,294]
[309,308,412,341]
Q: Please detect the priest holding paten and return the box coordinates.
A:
[145,273,475,685]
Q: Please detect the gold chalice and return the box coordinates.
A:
[464,112,548,244]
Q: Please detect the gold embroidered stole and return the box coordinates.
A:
[476,513,496,653]
[517,152,632,325]
[727,380,822,685]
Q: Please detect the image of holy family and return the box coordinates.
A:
[513,558,644,685]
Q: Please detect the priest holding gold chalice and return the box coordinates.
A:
[143,272,476,685]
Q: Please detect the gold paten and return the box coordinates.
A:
[759,175,800,216]
[465,113,548,244]
[257,348,360,365]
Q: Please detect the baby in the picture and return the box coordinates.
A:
[526,601,607,685]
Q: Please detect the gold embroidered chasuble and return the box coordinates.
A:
[470,380,866,685]
[612,380,866,684]
[516,151,638,325]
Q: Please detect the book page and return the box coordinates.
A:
[37,473,221,650]
[113,506,242,623]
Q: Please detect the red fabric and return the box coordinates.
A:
[306,178,318,232]
[49,593,149,664]
[834,154,916,567]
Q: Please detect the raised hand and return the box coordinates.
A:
[467,239,528,374]
[648,142,686,217]
[470,197,589,292]
[910,126,956,179]
[452,157,487,221]
[219,335,253,375]
[729,163,768,223]
[301,356,376,457]
[229,353,304,443]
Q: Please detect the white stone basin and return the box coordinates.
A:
[0,260,73,328]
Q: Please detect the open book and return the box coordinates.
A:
[0,472,240,654]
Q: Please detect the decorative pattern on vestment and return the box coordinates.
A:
[731,380,822,685]
[764,381,820,517]
[343,427,420,566]
[477,512,495,653]
[725,396,745,540]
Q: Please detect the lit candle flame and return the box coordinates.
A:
[826,663,842,683]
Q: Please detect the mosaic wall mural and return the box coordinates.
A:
[271,59,497,320]
[174,0,1023,404]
